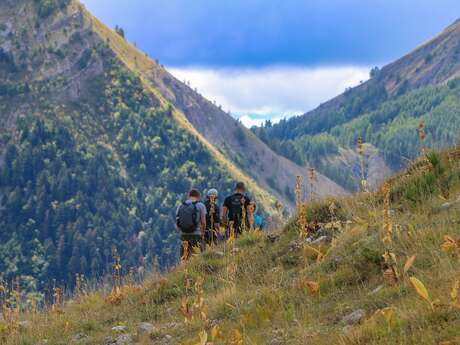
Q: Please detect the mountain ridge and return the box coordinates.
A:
[83,3,346,208]
[253,17,460,191]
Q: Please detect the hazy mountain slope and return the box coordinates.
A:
[380,18,460,95]
[8,148,460,345]
[253,18,460,191]
[83,7,346,207]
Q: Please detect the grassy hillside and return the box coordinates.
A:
[5,147,460,344]
[253,19,460,191]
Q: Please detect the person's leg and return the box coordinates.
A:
[180,241,184,260]
[235,221,243,238]
[188,235,203,253]
[204,230,212,246]
[201,235,206,252]
[212,228,218,244]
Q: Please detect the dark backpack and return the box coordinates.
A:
[177,201,199,233]
[228,194,246,222]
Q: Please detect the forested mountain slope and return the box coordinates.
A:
[0,0,343,294]
[0,0,345,293]
[253,19,460,190]
[85,6,345,207]
[0,0,239,293]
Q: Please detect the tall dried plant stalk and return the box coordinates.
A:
[240,195,247,234]
[209,195,217,245]
[419,121,427,156]
[52,287,63,313]
[295,175,302,209]
[295,175,307,239]
[357,136,369,192]
[308,168,317,202]
[382,182,393,246]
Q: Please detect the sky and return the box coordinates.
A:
[81,0,460,126]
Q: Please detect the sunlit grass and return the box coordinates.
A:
[5,148,460,344]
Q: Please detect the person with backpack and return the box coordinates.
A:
[176,189,207,261]
[204,188,221,246]
[221,182,253,238]
[254,213,265,231]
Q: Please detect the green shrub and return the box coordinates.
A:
[394,152,458,204]
[305,200,346,223]
[36,0,70,18]
[234,126,247,146]
[77,48,93,70]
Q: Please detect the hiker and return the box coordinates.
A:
[247,201,265,230]
[221,182,254,238]
[176,189,207,261]
[254,213,265,231]
[204,188,221,246]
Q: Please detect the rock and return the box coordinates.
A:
[440,202,453,210]
[18,320,32,330]
[269,338,284,345]
[102,336,116,345]
[111,325,128,333]
[309,236,330,245]
[207,319,219,328]
[206,250,225,259]
[164,334,173,343]
[369,285,384,295]
[137,322,155,335]
[332,256,342,265]
[72,333,91,343]
[266,233,280,243]
[341,309,366,325]
[439,196,460,210]
[115,334,133,345]
[288,240,302,251]
[342,325,353,334]
[162,322,179,330]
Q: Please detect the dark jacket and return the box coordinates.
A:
[223,193,251,225]
[204,199,220,231]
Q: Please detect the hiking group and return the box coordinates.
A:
[175,182,263,260]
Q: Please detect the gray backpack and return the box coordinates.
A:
[176,201,199,233]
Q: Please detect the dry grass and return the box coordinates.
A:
[4,150,460,344]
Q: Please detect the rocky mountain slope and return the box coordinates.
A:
[6,148,460,345]
[253,18,460,191]
[85,5,345,206]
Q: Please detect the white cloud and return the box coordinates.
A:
[169,65,370,126]
[236,115,275,128]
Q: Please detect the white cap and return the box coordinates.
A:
[207,188,218,197]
